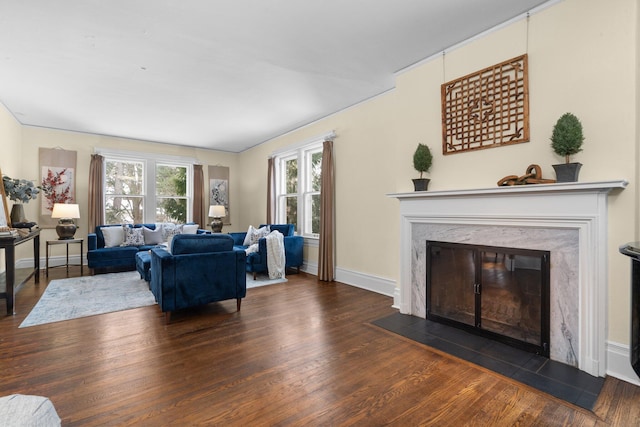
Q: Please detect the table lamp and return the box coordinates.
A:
[208,205,226,232]
[51,203,80,239]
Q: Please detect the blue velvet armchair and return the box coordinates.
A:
[150,234,246,323]
[228,224,303,279]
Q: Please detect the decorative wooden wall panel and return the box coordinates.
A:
[441,54,529,155]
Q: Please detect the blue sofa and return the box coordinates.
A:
[87,223,208,273]
[228,224,303,279]
[150,234,246,323]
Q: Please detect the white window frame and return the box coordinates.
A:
[273,135,328,240]
[98,148,195,224]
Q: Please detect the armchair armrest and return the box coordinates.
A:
[283,235,304,268]
[88,233,97,251]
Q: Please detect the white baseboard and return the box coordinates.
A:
[300,262,397,302]
[606,340,640,386]
[16,255,84,270]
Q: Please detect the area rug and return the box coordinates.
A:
[20,271,287,327]
[246,273,287,289]
[20,271,155,328]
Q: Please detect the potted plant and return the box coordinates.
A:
[2,176,40,225]
[550,113,584,182]
[412,143,433,191]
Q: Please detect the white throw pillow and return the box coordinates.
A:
[122,226,144,246]
[182,224,199,234]
[101,226,124,248]
[243,225,270,246]
[143,226,164,245]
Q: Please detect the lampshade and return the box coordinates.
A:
[208,205,226,218]
[51,203,80,219]
[51,203,80,240]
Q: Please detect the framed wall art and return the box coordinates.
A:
[208,165,230,224]
[39,147,77,227]
[441,54,529,155]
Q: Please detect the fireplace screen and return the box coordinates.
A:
[427,241,550,356]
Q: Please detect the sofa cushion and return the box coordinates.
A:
[87,246,139,262]
[171,234,234,255]
[143,226,164,245]
[123,226,144,246]
[101,226,124,248]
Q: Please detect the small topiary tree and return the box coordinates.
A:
[551,113,584,164]
[413,143,433,178]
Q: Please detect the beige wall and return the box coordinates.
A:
[239,0,639,345]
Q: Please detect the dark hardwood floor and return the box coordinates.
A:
[1,267,640,426]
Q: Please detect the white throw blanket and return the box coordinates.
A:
[265,230,285,279]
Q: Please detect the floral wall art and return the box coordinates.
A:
[208,165,230,224]
[39,147,77,227]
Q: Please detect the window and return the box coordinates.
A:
[275,142,323,238]
[102,150,193,225]
[155,164,188,223]
[105,159,144,224]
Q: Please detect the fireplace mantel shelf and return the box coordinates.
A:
[387,180,628,200]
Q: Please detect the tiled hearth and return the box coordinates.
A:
[389,181,627,377]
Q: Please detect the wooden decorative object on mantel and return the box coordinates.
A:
[441,54,529,155]
[497,164,556,186]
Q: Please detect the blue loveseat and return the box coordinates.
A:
[228,224,303,279]
[150,234,246,323]
[87,223,208,273]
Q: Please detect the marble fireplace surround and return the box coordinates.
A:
[389,180,627,377]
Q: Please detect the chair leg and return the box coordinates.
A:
[253,272,257,280]
[237,298,242,311]
[164,311,171,324]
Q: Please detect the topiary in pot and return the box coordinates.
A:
[412,143,433,191]
[550,112,584,182]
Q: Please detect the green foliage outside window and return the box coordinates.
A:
[156,165,187,223]
[105,160,144,224]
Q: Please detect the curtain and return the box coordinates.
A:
[88,154,104,232]
[318,139,335,281]
[193,164,204,228]
[266,157,275,223]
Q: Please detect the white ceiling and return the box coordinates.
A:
[0,0,552,153]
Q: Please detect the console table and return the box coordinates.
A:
[0,229,40,315]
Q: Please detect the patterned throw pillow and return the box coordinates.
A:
[101,226,125,248]
[122,226,144,246]
[161,223,177,241]
[242,225,270,246]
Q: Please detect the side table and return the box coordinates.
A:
[46,238,84,277]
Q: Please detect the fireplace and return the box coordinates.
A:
[426,241,550,356]
[389,180,627,376]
